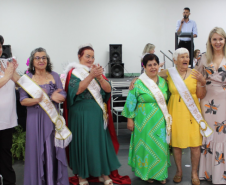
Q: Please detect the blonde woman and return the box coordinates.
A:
[196,27,226,184]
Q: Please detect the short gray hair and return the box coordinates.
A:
[173,48,189,61]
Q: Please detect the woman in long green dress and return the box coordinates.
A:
[122,54,171,184]
[64,44,121,185]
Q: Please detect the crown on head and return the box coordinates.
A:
[78,43,93,50]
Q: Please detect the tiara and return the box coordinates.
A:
[78,43,93,50]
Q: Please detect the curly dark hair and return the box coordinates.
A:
[28,47,53,74]
[0,35,4,45]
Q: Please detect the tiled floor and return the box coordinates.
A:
[13,125,212,185]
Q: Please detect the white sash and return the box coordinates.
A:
[72,68,108,129]
[17,75,72,148]
[139,73,172,144]
[168,67,213,137]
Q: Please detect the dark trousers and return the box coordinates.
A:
[0,128,16,185]
[178,40,194,65]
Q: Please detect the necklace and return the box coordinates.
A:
[33,72,49,89]
[179,70,187,102]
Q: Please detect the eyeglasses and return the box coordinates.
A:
[35,56,47,61]
[85,55,95,59]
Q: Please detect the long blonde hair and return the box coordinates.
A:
[141,43,155,63]
[206,27,226,64]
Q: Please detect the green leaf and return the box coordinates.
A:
[11,125,26,163]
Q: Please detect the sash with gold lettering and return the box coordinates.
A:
[72,67,108,129]
[168,67,213,137]
[17,75,72,148]
[139,72,172,144]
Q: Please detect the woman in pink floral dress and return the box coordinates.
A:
[196,27,226,184]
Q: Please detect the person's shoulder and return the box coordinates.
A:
[200,53,206,58]
[26,72,33,78]
[50,71,58,75]
[159,75,165,81]
[199,53,207,63]
[158,69,168,78]
[158,76,168,90]
[50,71,60,79]
[195,53,207,70]
[135,78,142,85]
[188,68,193,73]
[158,75,166,83]
[189,19,196,24]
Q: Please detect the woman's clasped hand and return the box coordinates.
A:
[90,64,103,79]
[51,89,65,103]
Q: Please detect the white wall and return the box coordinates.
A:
[1,0,226,74]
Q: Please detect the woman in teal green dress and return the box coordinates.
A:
[122,54,171,184]
[64,44,121,185]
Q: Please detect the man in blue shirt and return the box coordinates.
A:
[176,7,198,65]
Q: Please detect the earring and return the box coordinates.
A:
[33,67,35,71]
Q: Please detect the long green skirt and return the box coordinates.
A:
[68,99,121,179]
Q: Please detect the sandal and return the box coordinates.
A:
[79,180,89,185]
[160,179,166,184]
[104,179,113,185]
[173,175,182,183]
[146,179,154,183]
[99,177,104,182]
[99,177,113,185]
[191,177,200,185]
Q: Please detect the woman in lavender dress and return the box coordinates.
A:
[19,48,69,185]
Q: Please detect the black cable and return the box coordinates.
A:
[123,66,135,77]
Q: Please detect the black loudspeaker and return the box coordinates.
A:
[0,45,12,58]
[109,44,122,63]
[108,63,124,78]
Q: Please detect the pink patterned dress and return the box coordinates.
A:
[196,54,226,184]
